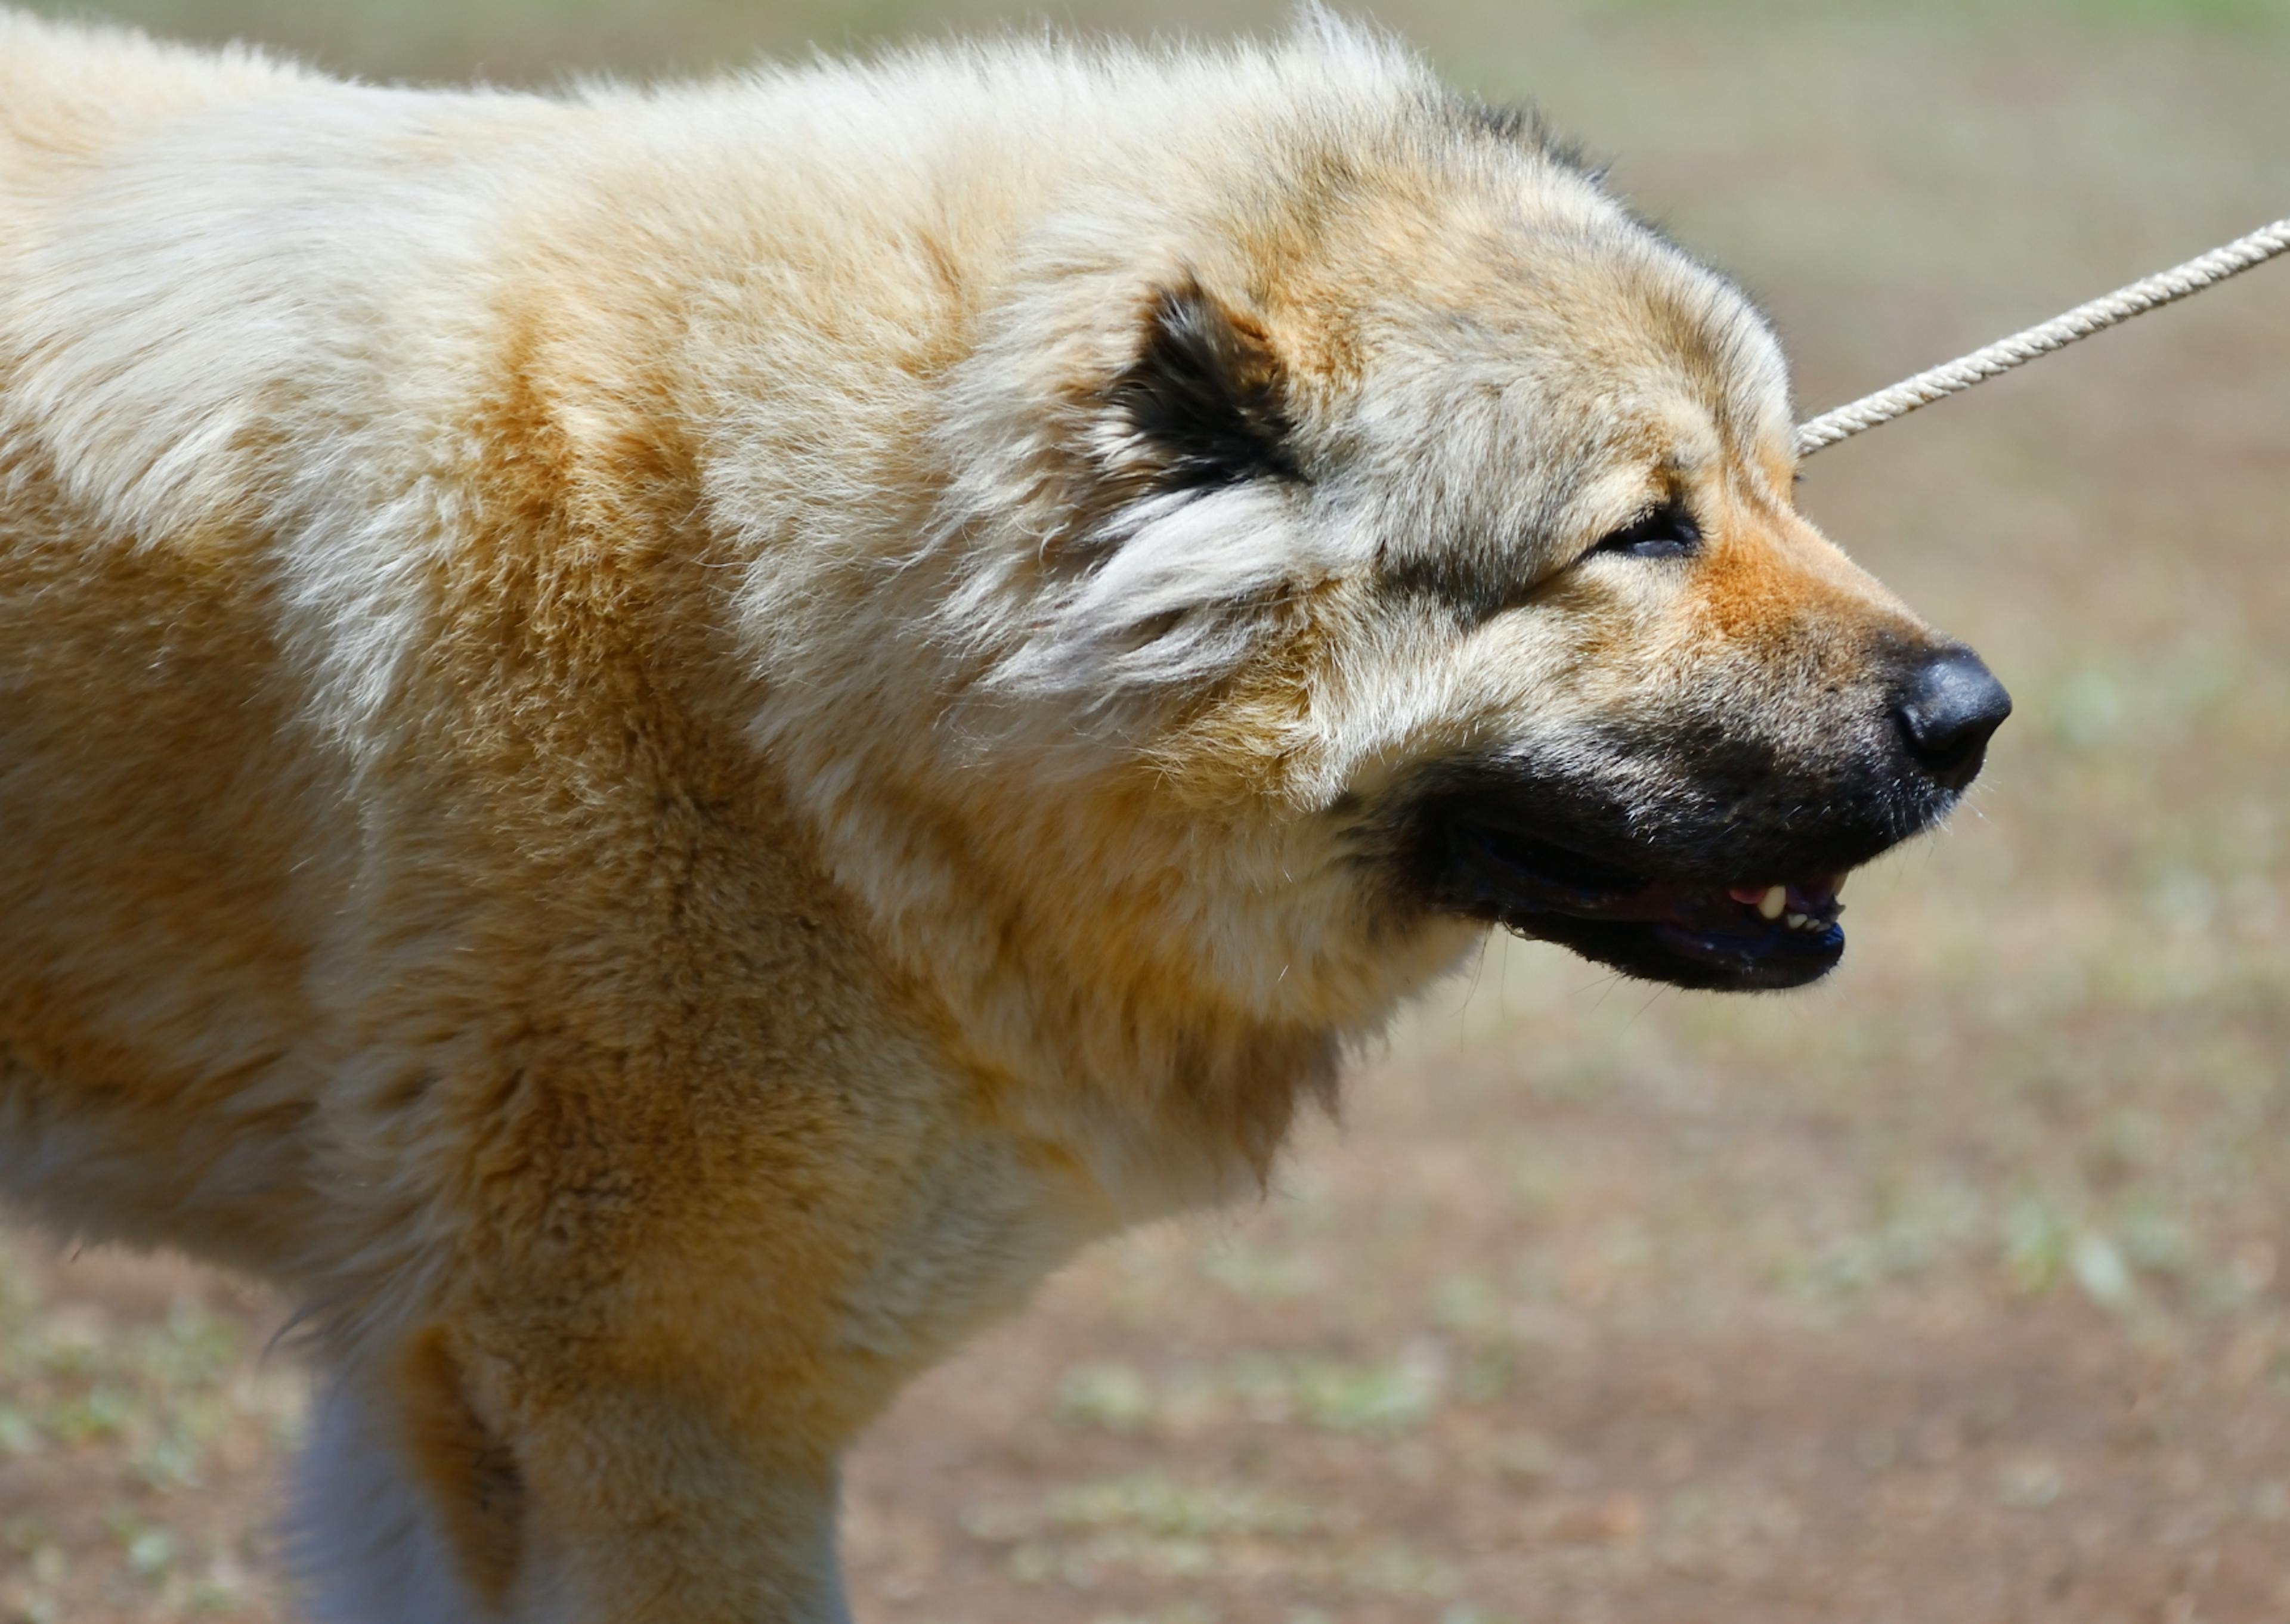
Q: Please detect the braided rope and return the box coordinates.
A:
[1794,217,2290,458]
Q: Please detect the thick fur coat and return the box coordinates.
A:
[0,10,2006,1620]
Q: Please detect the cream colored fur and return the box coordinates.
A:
[0,9,1958,1620]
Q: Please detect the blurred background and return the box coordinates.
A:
[2,0,2287,1619]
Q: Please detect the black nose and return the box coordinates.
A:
[1893,647,2012,790]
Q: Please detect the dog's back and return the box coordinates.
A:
[0,11,276,177]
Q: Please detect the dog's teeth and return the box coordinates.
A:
[1786,912,1809,929]
[1759,885,1786,921]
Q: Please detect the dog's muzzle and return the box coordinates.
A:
[1393,646,2011,992]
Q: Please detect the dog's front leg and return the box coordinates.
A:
[299,1315,859,1624]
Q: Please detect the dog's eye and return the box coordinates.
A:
[1589,505,1700,561]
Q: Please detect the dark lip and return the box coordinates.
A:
[1429,811,1852,993]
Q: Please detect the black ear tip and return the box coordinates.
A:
[1104,277,1300,494]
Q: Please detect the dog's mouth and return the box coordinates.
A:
[1424,805,1855,992]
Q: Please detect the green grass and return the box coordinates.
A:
[0,1243,300,1623]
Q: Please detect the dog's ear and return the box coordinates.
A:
[1101,278,1300,496]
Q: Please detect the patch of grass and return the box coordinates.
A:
[1057,1362,1156,1433]
[1199,1243,1322,1303]
[1056,1348,1450,1438]
[1050,1474,1323,1541]
[0,1240,299,1622]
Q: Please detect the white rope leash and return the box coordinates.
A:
[1794,217,2290,458]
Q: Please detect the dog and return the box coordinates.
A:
[0,8,2009,1620]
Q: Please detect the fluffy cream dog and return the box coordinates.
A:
[0,8,2009,1620]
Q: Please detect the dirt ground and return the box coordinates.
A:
[4,1,2289,1620]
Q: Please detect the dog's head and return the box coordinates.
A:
[926,37,2006,1011]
